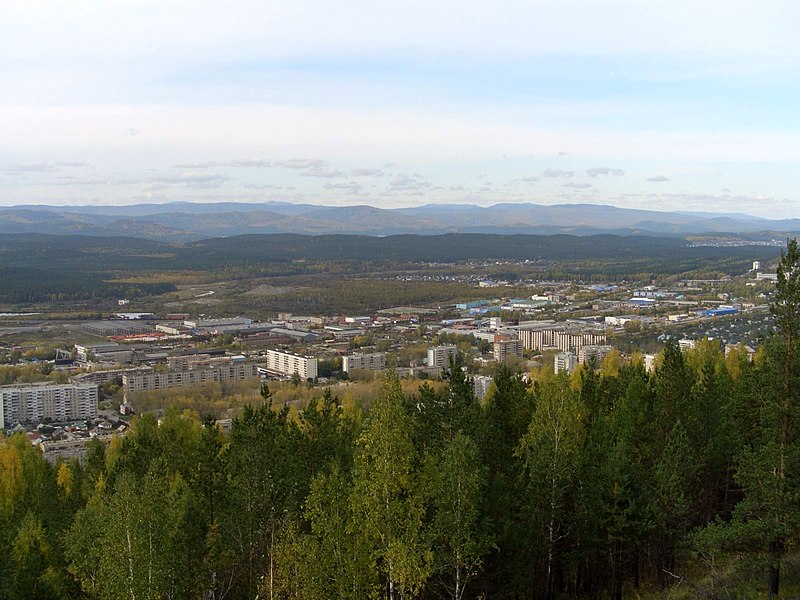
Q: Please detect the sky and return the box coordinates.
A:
[1,0,799,218]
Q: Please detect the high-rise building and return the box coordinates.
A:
[264,349,318,380]
[1,382,98,427]
[554,352,577,374]
[578,345,614,367]
[342,352,386,373]
[493,336,523,363]
[427,345,458,369]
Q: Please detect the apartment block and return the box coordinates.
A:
[554,352,577,375]
[578,345,614,366]
[427,345,458,369]
[123,361,260,393]
[518,325,606,353]
[264,349,318,380]
[1,382,98,427]
[342,352,386,373]
[493,337,523,363]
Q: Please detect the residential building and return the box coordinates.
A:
[578,345,614,366]
[427,345,458,369]
[493,336,523,364]
[122,360,260,393]
[473,375,494,400]
[554,352,577,374]
[1,382,98,427]
[343,352,386,373]
[518,325,606,353]
[264,349,318,380]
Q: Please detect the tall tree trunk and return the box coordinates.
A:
[768,540,782,600]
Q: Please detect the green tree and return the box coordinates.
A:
[696,239,800,598]
[424,432,492,600]
[350,372,431,599]
[519,373,585,599]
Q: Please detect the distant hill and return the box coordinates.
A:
[0,201,798,242]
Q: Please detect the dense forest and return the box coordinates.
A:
[0,232,781,307]
[2,243,800,599]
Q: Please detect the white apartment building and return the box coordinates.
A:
[342,352,386,373]
[554,352,577,375]
[518,326,606,353]
[264,349,318,380]
[122,361,260,394]
[473,375,494,400]
[427,345,458,369]
[1,382,98,427]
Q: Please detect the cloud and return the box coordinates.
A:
[449,184,465,191]
[517,176,539,183]
[542,169,574,178]
[387,173,432,193]
[173,159,271,168]
[228,159,272,168]
[274,158,327,169]
[3,161,90,175]
[301,168,344,178]
[122,128,140,136]
[562,182,593,189]
[350,168,385,177]
[150,172,229,187]
[647,175,670,182]
[587,167,625,177]
[3,162,59,174]
[323,181,363,193]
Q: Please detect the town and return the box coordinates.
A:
[1,257,777,464]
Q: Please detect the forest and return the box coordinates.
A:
[0,231,781,311]
[2,242,800,599]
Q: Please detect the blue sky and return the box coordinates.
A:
[1,0,798,218]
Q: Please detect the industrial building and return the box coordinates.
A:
[79,320,155,337]
[263,349,318,380]
[1,382,98,427]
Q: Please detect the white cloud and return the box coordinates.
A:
[387,174,432,193]
[586,167,624,177]
[150,172,229,187]
[350,168,385,177]
[323,181,363,193]
[301,168,345,178]
[647,175,670,182]
[274,158,328,169]
[542,169,574,178]
[173,159,272,168]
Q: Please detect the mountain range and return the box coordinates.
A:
[1,201,798,242]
